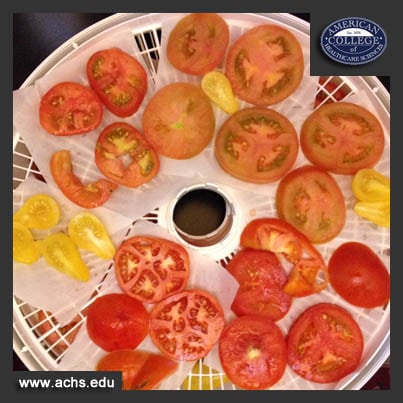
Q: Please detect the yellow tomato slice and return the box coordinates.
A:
[352,169,390,202]
[182,362,228,390]
[13,222,42,264]
[42,233,90,281]
[14,194,61,230]
[68,212,116,260]
[201,71,239,114]
[354,200,390,228]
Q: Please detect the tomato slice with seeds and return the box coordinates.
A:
[214,107,299,183]
[225,24,304,106]
[287,303,364,383]
[114,236,190,304]
[300,101,385,175]
[226,248,292,321]
[219,315,287,390]
[240,218,328,297]
[50,149,118,209]
[95,122,159,188]
[167,13,230,76]
[149,289,225,361]
[87,48,147,117]
[39,82,103,136]
[276,165,346,244]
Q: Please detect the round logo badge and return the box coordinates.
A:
[320,17,387,65]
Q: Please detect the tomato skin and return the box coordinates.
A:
[219,315,287,390]
[300,102,385,175]
[96,350,178,390]
[227,248,292,321]
[287,303,364,383]
[95,122,160,188]
[214,107,299,183]
[114,236,190,304]
[276,165,346,244]
[149,289,225,361]
[87,48,147,117]
[50,150,118,209]
[167,13,230,76]
[142,82,215,159]
[226,24,304,106]
[86,293,149,352]
[39,82,103,135]
[240,218,328,297]
[328,242,390,308]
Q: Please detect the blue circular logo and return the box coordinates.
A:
[320,17,387,65]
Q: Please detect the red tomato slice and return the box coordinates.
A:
[226,248,292,321]
[287,303,364,383]
[225,24,304,106]
[87,48,147,117]
[149,289,225,361]
[219,315,287,389]
[214,107,299,183]
[95,122,160,188]
[96,349,178,390]
[300,101,385,175]
[142,82,215,159]
[114,236,190,304]
[314,77,347,108]
[50,150,117,208]
[39,81,103,136]
[328,242,390,308]
[276,165,346,244]
[86,293,149,352]
[167,13,230,76]
[240,218,328,297]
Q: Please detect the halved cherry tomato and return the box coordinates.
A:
[114,236,190,304]
[300,102,385,175]
[226,248,292,321]
[314,77,347,108]
[240,218,328,297]
[142,82,215,159]
[182,362,229,390]
[95,122,159,188]
[214,107,299,183]
[68,212,116,260]
[13,222,42,264]
[13,194,60,230]
[328,242,390,308]
[42,233,90,281]
[86,293,149,352]
[50,149,118,209]
[287,303,364,383]
[353,200,390,228]
[87,48,147,117]
[276,165,346,243]
[39,82,103,135]
[225,24,304,106]
[167,13,230,76]
[96,349,178,390]
[149,289,225,361]
[352,169,390,202]
[219,315,287,390]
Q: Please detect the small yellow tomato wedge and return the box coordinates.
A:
[68,212,115,260]
[13,222,42,264]
[14,194,61,230]
[201,71,239,114]
[182,362,228,390]
[42,233,90,281]
[352,169,390,202]
[354,200,390,228]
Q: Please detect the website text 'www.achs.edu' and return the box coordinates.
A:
[17,376,116,390]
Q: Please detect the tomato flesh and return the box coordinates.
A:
[95,122,160,188]
[13,222,42,264]
[149,289,225,361]
[314,77,347,108]
[287,303,364,383]
[328,242,390,308]
[219,315,287,389]
[352,168,390,202]
[50,149,117,208]
[39,82,103,135]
